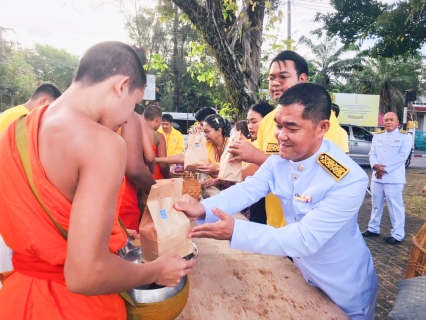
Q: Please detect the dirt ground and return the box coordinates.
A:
[404,169,426,219]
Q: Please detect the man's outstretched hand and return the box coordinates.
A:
[188,207,234,241]
[174,194,206,221]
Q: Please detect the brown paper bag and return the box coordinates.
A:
[139,178,193,262]
[184,133,209,172]
[218,130,243,183]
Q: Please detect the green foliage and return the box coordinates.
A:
[26,44,78,92]
[0,47,38,110]
[315,0,426,58]
[217,101,239,121]
[186,42,220,87]
[121,1,227,112]
[0,43,77,111]
[144,53,168,73]
[344,55,425,117]
[299,35,363,90]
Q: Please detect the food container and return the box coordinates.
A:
[117,239,198,319]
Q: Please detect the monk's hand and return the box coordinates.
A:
[188,207,234,240]
[126,229,140,239]
[153,254,196,287]
[174,194,206,221]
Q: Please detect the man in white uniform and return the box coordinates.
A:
[362,112,412,244]
[176,83,378,319]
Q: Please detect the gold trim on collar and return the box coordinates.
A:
[316,152,350,182]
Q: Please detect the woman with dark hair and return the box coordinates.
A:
[247,102,275,141]
[245,102,274,224]
[234,120,251,140]
[197,114,231,177]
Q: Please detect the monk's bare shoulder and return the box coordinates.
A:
[39,110,127,201]
[75,120,126,161]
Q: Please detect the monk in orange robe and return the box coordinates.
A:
[119,112,156,231]
[119,176,141,231]
[142,105,170,180]
[0,41,195,320]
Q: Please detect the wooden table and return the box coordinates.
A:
[177,230,348,319]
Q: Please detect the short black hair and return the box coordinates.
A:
[30,83,62,100]
[250,102,275,118]
[270,51,309,78]
[204,114,231,137]
[74,41,146,93]
[162,114,173,123]
[331,103,340,118]
[194,107,216,122]
[278,83,331,125]
[143,105,162,121]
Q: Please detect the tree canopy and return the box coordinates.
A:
[0,43,77,111]
[315,0,426,58]
[343,55,424,117]
[299,36,363,90]
[170,0,282,111]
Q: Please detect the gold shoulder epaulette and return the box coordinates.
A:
[317,152,350,182]
[376,130,385,134]
[399,129,408,134]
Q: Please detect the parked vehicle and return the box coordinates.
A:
[341,124,373,165]
[340,124,412,168]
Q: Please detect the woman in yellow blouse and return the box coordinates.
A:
[197,114,231,177]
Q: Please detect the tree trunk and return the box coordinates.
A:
[171,0,265,112]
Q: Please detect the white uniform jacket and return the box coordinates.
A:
[369,128,412,184]
[200,140,378,317]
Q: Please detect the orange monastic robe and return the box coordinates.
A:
[119,176,140,231]
[0,106,127,320]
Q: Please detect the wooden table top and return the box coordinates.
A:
[178,230,348,320]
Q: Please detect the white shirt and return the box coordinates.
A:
[200,140,378,317]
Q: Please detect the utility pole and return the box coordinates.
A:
[403,90,416,130]
[0,27,14,62]
[287,0,291,41]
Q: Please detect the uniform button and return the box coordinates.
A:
[294,217,296,221]
[382,157,385,159]
[292,174,297,180]
[297,257,300,259]
[298,165,304,171]
[290,160,293,166]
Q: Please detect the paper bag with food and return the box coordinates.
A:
[139,178,193,262]
[184,133,209,172]
[218,130,243,183]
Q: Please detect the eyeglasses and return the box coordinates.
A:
[265,73,296,84]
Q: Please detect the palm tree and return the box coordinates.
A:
[346,55,424,118]
[298,36,363,90]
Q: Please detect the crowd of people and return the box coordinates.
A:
[0,40,419,320]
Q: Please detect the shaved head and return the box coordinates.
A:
[383,112,399,132]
